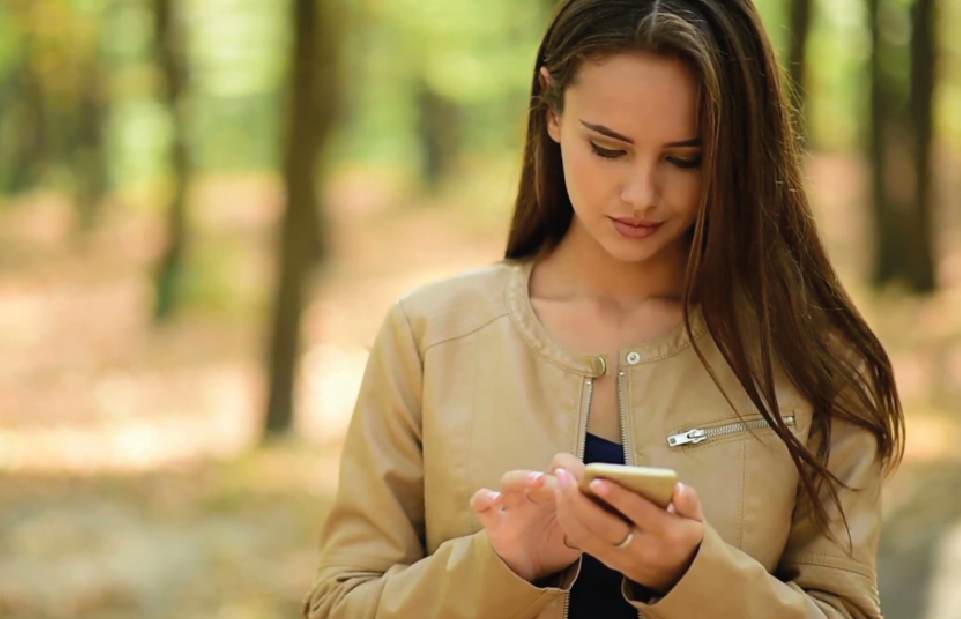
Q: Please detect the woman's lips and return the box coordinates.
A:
[610,217,663,239]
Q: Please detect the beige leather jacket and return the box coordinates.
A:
[304,261,883,619]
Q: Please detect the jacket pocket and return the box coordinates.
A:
[666,414,797,448]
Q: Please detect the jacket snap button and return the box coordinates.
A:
[589,355,607,376]
[626,351,641,365]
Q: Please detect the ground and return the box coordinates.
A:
[0,156,959,618]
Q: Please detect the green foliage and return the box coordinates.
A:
[809,0,871,150]
[1,0,960,193]
[381,0,542,101]
[187,0,290,99]
[939,0,961,138]
[109,99,169,191]
[0,6,25,75]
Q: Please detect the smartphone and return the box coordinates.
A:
[580,464,679,510]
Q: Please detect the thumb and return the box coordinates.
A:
[671,483,704,522]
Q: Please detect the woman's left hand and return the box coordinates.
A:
[552,468,705,596]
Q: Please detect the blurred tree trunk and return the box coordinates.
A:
[72,56,110,235]
[867,0,901,287]
[415,77,461,192]
[787,0,812,138]
[264,0,339,438]
[867,0,938,293]
[152,0,192,322]
[2,45,48,194]
[906,0,936,293]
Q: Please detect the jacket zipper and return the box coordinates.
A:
[563,370,641,619]
[575,378,595,460]
[618,369,643,619]
[667,415,796,447]
[617,370,630,462]
[563,377,595,619]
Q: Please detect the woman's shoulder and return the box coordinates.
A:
[391,260,525,351]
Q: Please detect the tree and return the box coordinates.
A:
[867,0,938,294]
[263,0,339,438]
[1,35,48,194]
[71,46,109,235]
[906,0,937,292]
[415,75,461,191]
[0,0,109,212]
[152,0,193,322]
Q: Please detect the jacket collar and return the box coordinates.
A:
[505,260,708,378]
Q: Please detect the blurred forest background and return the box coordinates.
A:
[1,0,960,618]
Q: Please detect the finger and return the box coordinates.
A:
[672,483,704,522]
[527,473,560,504]
[557,469,632,546]
[587,478,670,533]
[470,489,506,531]
[470,488,503,514]
[474,503,503,532]
[554,472,624,565]
[553,471,590,549]
[499,470,546,508]
[499,470,544,493]
[549,453,585,480]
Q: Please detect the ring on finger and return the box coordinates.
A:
[614,527,635,550]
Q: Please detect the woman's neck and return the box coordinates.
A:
[533,221,688,308]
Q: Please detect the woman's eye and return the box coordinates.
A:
[589,142,626,159]
[667,155,702,170]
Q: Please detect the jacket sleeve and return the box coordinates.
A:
[623,417,884,619]
[303,301,568,619]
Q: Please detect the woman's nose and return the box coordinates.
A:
[620,163,658,211]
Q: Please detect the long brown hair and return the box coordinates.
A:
[506,0,904,542]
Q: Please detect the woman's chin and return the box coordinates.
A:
[602,239,663,265]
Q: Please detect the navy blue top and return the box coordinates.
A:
[567,433,637,619]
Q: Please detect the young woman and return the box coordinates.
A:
[303,1,904,618]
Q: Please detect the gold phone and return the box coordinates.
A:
[580,464,679,510]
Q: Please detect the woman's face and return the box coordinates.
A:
[545,51,703,264]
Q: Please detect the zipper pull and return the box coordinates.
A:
[667,428,708,447]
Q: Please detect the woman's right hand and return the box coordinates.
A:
[470,453,585,583]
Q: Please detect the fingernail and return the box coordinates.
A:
[529,472,544,484]
[489,491,501,501]
[557,468,570,486]
[677,483,687,498]
[590,479,608,496]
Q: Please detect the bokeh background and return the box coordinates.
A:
[0,0,959,617]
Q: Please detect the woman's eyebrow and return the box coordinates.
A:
[579,120,700,148]
[664,138,701,148]
[580,120,633,143]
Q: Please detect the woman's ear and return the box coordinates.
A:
[539,67,561,144]
[538,66,553,93]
